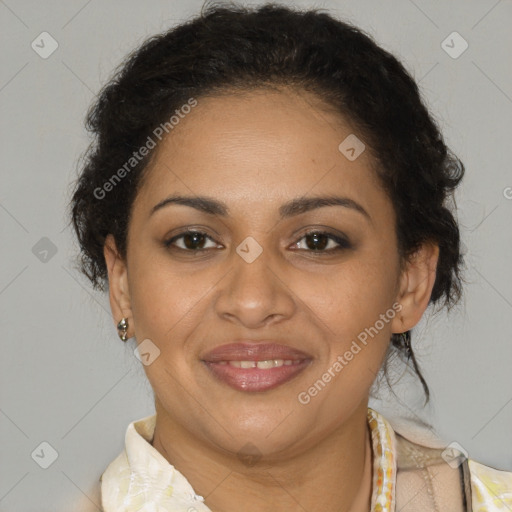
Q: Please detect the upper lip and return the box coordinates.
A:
[201,342,312,362]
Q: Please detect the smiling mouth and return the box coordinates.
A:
[201,342,312,392]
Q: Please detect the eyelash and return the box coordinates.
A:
[163,229,352,254]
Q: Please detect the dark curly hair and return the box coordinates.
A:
[69,2,464,402]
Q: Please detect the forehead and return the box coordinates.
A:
[134,88,387,217]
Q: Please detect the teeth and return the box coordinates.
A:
[225,359,299,369]
[257,360,279,369]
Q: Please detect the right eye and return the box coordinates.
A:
[163,230,221,252]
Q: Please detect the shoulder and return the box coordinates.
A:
[468,459,512,511]
[384,413,512,511]
[99,449,132,510]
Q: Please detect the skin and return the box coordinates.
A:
[104,87,439,512]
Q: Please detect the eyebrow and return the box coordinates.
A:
[150,194,371,221]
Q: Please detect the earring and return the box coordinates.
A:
[117,317,129,342]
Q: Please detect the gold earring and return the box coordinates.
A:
[117,317,129,342]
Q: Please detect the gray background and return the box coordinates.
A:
[1,0,511,510]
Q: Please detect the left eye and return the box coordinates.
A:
[292,231,350,252]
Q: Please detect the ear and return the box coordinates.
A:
[391,242,439,334]
[104,234,134,338]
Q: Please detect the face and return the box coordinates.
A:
[105,87,437,459]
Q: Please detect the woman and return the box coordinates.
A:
[70,3,511,511]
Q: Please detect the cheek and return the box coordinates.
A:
[296,263,397,424]
[292,252,399,402]
[295,253,399,335]
[128,251,208,339]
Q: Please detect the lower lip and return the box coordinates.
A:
[203,360,311,392]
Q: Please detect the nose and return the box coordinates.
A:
[214,241,296,329]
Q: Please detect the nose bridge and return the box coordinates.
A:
[215,235,295,327]
[233,236,273,288]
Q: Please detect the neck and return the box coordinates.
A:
[151,399,373,512]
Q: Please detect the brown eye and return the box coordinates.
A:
[293,231,351,252]
[183,232,206,249]
[305,232,329,250]
[164,230,219,251]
